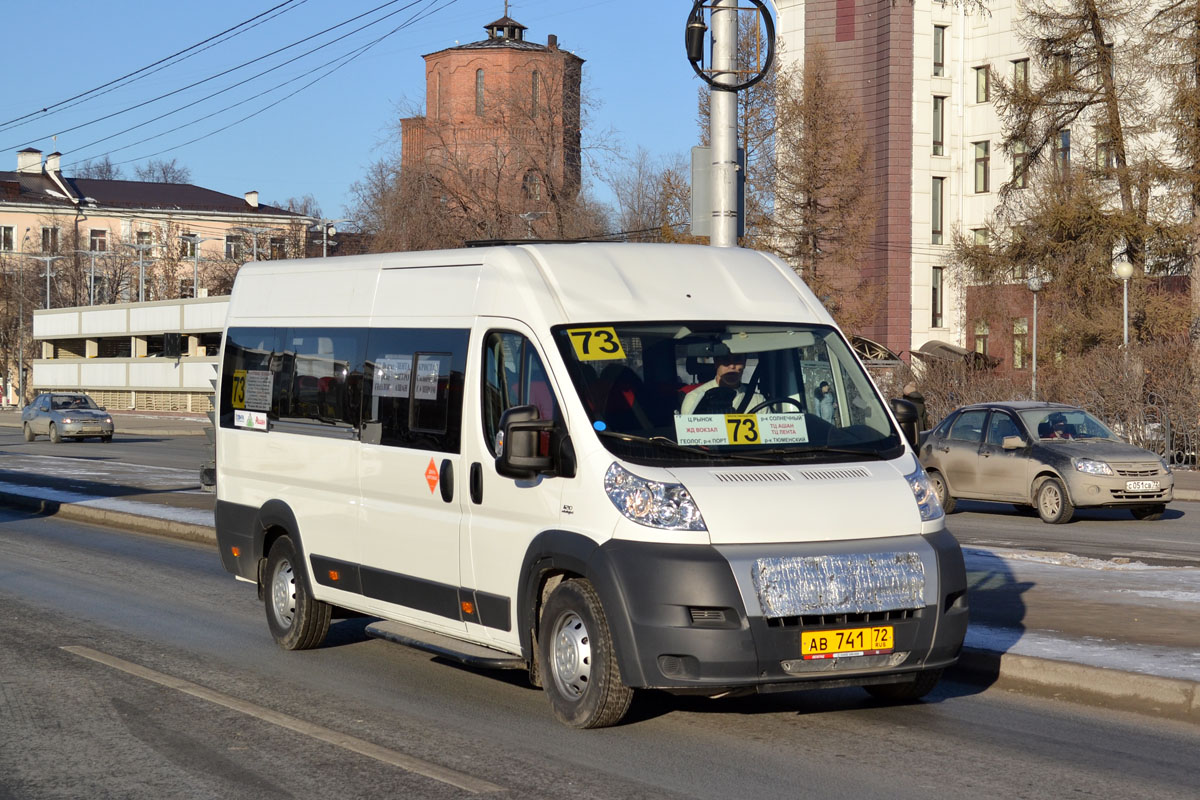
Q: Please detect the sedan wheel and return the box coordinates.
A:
[929,470,956,514]
[48,423,62,444]
[1036,477,1074,524]
[23,423,35,442]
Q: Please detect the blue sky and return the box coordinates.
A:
[4,0,707,221]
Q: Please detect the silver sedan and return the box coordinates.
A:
[21,392,114,443]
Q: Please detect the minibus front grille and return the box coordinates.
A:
[765,608,918,628]
[712,470,793,483]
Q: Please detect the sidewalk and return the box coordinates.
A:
[0,438,1197,723]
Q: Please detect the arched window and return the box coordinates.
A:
[475,69,485,115]
[522,171,543,201]
[531,70,540,112]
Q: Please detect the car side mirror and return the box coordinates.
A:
[1001,435,1025,450]
[495,405,555,479]
[890,398,919,449]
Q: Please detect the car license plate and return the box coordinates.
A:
[801,626,893,660]
[1126,480,1159,492]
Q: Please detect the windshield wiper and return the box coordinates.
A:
[596,430,781,463]
[749,446,889,461]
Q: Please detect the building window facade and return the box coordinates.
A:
[89,229,107,252]
[1013,318,1029,369]
[1013,58,1029,89]
[180,233,196,259]
[975,65,990,102]
[933,26,946,76]
[225,234,243,260]
[1012,140,1030,188]
[269,237,286,260]
[475,69,485,115]
[531,70,540,112]
[931,177,945,244]
[0,225,14,252]
[931,266,944,328]
[932,96,945,156]
[1096,126,1116,170]
[972,228,990,247]
[41,227,59,253]
[974,320,990,355]
[974,141,991,192]
[1054,129,1072,174]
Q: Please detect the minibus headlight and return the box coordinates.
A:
[904,464,943,522]
[604,463,706,531]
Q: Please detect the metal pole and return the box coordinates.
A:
[1122,276,1129,346]
[193,246,201,298]
[1031,291,1039,401]
[710,0,739,248]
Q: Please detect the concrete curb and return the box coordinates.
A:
[952,649,1200,723]
[0,491,216,546]
[1,490,1197,725]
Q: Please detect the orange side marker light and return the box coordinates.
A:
[461,601,475,615]
[230,546,241,557]
[328,570,340,582]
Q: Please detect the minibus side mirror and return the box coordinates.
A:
[495,405,555,479]
[890,398,919,449]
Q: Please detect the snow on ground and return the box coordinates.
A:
[0,480,214,527]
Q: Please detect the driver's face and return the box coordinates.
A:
[715,355,746,387]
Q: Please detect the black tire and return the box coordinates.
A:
[539,578,634,729]
[1012,504,1038,517]
[101,434,113,443]
[929,470,956,514]
[48,423,62,444]
[1036,477,1074,524]
[22,423,35,442]
[864,668,943,702]
[264,535,331,650]
[1130,504,1166,521]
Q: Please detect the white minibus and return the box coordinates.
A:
[215,243,967,728]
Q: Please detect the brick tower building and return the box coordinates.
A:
[400,15,584,239]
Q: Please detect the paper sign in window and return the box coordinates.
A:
[374,356,412,398]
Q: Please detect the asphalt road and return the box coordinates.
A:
[945,498,1200,567]
[2,508,1198,800]
[0,427,210,471]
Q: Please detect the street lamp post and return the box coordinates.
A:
[73,249,105,305]
[310,218,347,257]
[122,242,156,302]
[27,254,65,310]
[1114,256,1134,346]
[180,234,218,298]
[232,226,274,262]
[1027,272,1044,401]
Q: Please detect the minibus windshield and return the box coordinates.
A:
[552,322,903,465]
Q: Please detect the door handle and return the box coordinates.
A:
[936,446,949,453]
[470,462,483,504]
[439,459,454,503]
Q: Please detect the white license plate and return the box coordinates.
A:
[1126,480,1159,492]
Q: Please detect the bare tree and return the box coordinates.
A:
[72,155,123,180]
[349,67,609,250]
[604,148,693,242]
[134,158,192,184]
[764,47,879,334]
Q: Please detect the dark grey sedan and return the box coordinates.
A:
[21,392,114,443]
[919,401,1173,523]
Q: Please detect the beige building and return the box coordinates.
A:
[2,148,307,405]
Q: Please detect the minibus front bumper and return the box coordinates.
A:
[586,528,968,692]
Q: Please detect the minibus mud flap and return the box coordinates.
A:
[365,619,526,670]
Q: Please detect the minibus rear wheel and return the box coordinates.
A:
[864,668,943,702]
[539,579,633,728]
[264,535,331,650]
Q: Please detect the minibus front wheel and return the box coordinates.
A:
[539,579,633,728]
[264,535,331,650]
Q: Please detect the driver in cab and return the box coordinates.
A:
[681,353,766,415]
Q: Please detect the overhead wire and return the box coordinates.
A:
[0,0,306,136]
[5,0,422,154]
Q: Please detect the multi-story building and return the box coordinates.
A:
[776,1,1028,364]
[2,148,307,406]
[399,15,583,238]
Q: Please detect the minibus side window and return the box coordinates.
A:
[277,328,365,427]
[219,326,280,429]
[363,328,469,453]
[482,331,558,456]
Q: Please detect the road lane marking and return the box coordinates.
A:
[62,645,503,794]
